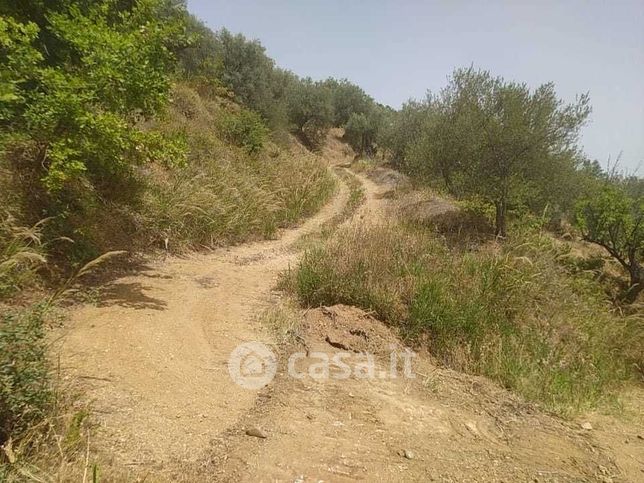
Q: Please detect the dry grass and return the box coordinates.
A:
[260,299,304,346]
[141,83,335,251]
[294,167,365,251]
[286,220,642,415]
[0,251,139,481]
[395,189,494,249]
[0,215,47,299]
[0,376,121,483]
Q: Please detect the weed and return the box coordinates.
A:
[0,215,47,299]
[143,84,335,252]
[261,300,303,346]
[0,304,50,444]
[0,250,128,479]
[219,108,270,154]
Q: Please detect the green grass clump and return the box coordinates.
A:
[287,222,641,415]
[340,169,366,221]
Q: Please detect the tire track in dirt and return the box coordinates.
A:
[201,171,627,483]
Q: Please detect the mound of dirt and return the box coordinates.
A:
[397,191,494,247]
[301,304,403,355]
[367,166,411,191]
[401,197,460,222]
[209,300,640,483]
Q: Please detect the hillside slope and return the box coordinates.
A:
[48,134,643,482]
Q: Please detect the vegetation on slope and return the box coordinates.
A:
[576,184,643,301]
[143,83,335,249]
[0,0,340,473]
[376,69,642,297]
[286,210,642,415]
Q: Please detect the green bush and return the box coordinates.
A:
[576,184,643,301]
[0,2,188,193]
[0,304,50,444]
[0,1,190,272]
[220,109,269,154]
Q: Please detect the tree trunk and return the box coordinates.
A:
[495,199,507,238]
[626,263,643,302]
[441,167,455,195]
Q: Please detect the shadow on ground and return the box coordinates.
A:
[96,281,167,311]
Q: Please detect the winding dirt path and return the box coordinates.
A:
[55,136,643,482]
[54,160,350,469]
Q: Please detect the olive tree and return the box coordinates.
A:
[214,29,275,116]
[410,68,591,237]
[379,99,432,169]
[576,185,643,301]
[343,107,385,157]
[322,78,373,126]
[285,78,333,149]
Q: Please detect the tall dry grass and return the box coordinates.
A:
[0,215,47,299]
[1,247,129,481]
[140,83,335,251]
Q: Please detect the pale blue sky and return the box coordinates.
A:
[187,0,644,172]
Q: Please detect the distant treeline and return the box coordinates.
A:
[178,15,389,152]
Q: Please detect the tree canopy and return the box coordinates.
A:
[577,183,643,300]
[385,67,591,236]
[1,0,188,194]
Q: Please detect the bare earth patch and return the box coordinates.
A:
[206,304,641,482]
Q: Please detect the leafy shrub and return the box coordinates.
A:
[0,304,50,444]
[1,2,188,193]
[0,1,191,273]
[343,110,384,156]
[300,119,330,151]
[220,109,269,154]
[288,222,640,415]
[576,185,643,301]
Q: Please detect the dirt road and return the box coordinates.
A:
[55,162,348,461]
[55,137,644,482]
